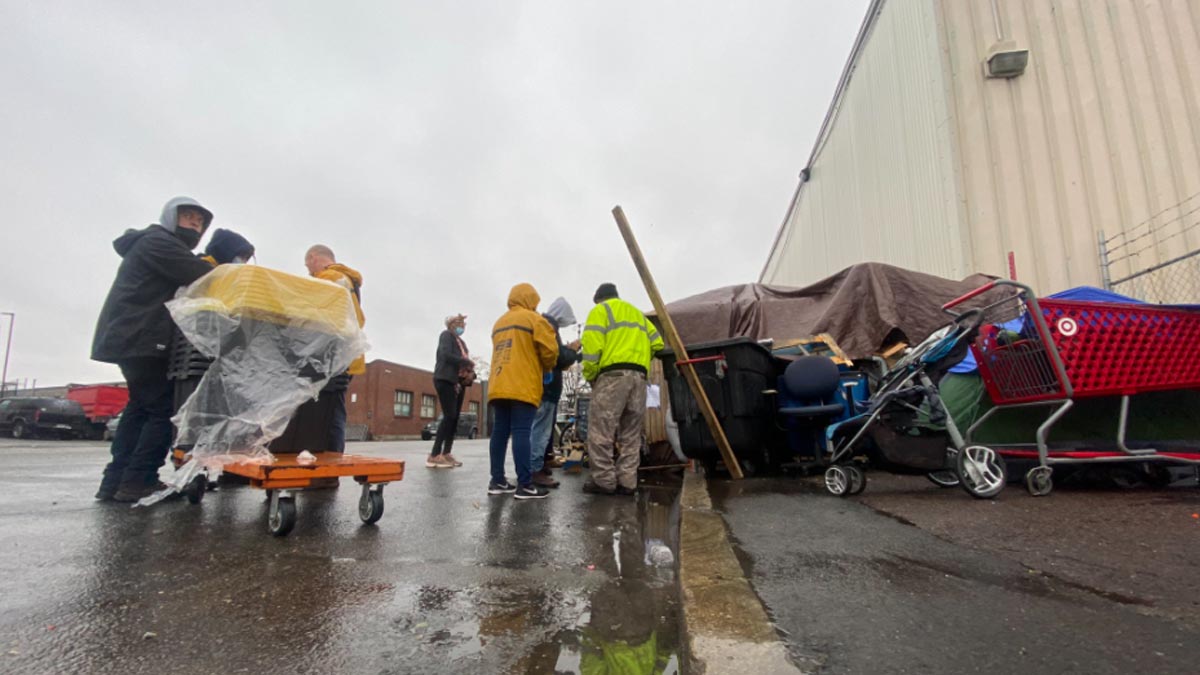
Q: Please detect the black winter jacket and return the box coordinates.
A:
[91,225,215,363]
[433,330,473,384]
[541,314,580,403]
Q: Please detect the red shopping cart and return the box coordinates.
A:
[943,280,1200,495]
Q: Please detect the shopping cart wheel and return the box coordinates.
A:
[1024,466,1053,497]
[926,470,960,488]
[268,494,297,536]
[184,475,206,505]
[846,466,867,495]
[824,466,851,497]
[956,445,1006,499]
[358,485,385,525]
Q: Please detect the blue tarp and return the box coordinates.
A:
[1045,286,1145,304]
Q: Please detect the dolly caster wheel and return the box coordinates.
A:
[359,485,385,525]
[268,492,296,536]
[185,475,206,505]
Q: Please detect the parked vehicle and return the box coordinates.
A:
[103,412,123,441]
[67,385,129,439]
[0,397,93,439]
[420,412,478,441]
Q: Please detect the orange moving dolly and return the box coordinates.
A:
[156,265,404,536]
[174,449,404,536]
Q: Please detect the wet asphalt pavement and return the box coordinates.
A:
[711,473,1200,674]
[0,439,681,674]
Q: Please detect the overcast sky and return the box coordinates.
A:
[0,0,868,388]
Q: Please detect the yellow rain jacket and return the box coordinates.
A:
[314,263,366,375]
[489,283,559,406]
[581,298,664,382]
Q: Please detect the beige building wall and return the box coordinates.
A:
[941,0,1200,292]
[763,0,1200,295]
[761,0,966,286]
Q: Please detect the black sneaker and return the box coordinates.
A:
[514,485,550,500]
[582,480,616,496]
[487,480,517,495]
[615,485,637,496]
[94,487,117,502]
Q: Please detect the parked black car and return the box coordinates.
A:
[0,397,93,439]
[420,412,479,441]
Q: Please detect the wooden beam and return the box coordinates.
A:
[611,206,744,480]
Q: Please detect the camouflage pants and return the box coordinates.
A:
[586,370,646,490]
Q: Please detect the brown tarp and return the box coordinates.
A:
[654,263,997,360]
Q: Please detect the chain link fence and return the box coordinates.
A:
[1100,192,1200,304]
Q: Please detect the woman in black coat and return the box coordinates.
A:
[428,314,473,468]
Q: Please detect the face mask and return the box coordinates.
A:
[454,326,465,336]
[176,227,202,250]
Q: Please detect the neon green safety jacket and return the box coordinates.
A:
[581,298,664,382]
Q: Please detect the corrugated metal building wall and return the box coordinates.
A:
[763,0,1200,295]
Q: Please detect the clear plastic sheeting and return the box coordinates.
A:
[138,265,368,506]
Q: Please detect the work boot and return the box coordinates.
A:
[95,467,122,501]
[615,485,637,496]
[112,481,175,503]
[582,480,616,496]
[532,471,560,489]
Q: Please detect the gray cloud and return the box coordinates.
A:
[0,0,867,387]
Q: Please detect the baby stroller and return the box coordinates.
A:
[822,309,1007,499]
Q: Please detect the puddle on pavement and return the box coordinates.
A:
[3,476,684,675]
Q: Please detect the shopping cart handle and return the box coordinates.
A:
[943,281,998,310]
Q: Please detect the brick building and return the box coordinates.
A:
[346,359,485,441]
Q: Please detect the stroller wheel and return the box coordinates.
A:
[956,445,1006,499]
[846,466,867,495]
[824,466,851,497]
[926,470,960,488]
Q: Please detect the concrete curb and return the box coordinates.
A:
[678,471,803,674]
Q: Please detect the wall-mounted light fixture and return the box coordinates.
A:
[984,41,1029,79]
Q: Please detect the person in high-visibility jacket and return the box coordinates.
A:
[580,283,664,495]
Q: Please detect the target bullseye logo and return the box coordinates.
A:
[1057,317,1078,336]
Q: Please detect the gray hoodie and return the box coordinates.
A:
[159,196,213,233]
[545,297,576,328]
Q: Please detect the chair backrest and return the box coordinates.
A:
[782,355,841,402]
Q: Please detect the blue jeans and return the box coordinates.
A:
[529,400,557,473]
[489,399,536,487]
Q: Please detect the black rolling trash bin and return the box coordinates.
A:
[657,337,781,475]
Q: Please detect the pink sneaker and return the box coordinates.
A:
[444,454,464,467]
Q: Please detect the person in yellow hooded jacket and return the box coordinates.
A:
[303,244,365,453]
[487,283,558,499]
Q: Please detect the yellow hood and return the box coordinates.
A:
[325,263,362,288]
[507,283,540,312]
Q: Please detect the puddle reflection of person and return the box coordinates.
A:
[577,496,674,674]
[580,578,671,675]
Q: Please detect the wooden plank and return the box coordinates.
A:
[644,359,668,443]
[611,206,744,480]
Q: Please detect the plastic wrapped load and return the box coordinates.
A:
[140,265,368,504]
